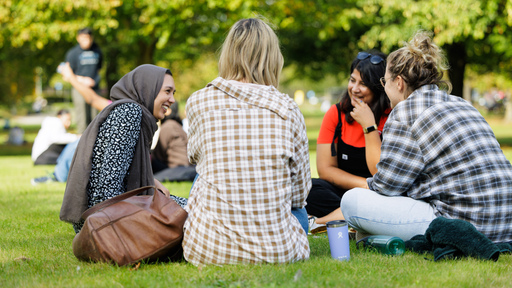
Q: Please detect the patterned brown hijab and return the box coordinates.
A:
[60,64,171,224]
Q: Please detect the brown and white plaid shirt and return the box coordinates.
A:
[183,77,311,266]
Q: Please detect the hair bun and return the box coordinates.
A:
[387,30,452,93]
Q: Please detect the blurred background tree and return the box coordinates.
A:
[2,0,512,118]
[357,0,512,98]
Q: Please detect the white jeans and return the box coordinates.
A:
[341,188,437,241]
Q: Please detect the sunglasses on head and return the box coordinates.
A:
[357,52,385,65]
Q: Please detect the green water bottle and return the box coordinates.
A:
[357,235,405,255]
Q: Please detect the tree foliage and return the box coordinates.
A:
[263,0,376,82]
[1,0,512,107]
[0,0,258,105]
[356,0,512,97]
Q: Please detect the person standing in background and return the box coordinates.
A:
[65,27,103,133]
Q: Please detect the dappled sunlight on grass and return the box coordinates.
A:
[309,151,318,178]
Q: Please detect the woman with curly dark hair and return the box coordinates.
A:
[306,51,391,233]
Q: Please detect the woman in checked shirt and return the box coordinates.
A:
[183,18,312,265]
[341,31,512,244]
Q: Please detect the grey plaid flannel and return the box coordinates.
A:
[369,85,512,243]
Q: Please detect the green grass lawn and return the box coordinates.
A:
[1,156,511,287]
[1,108,512,287]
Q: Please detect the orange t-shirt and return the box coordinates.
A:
[317,104,390,148]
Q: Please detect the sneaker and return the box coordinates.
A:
[31,174,57,186]
[308,216,327,235]
[349,227,357,240]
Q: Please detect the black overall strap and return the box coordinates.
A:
[331,103,343,157]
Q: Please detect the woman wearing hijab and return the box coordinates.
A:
[60,64,187,233]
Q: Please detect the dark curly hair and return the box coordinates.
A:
[340,50,390,124]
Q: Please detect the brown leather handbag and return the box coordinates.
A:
[72,186,188,266]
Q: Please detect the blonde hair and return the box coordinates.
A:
[387,31,452,93]
[218,18,284,88]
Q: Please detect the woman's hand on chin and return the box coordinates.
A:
[350,97,376,128]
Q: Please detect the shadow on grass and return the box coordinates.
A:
[1,135,508,157]
[496,136,512,147]
[0,143,32,156]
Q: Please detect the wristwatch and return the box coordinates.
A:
[363,124,378,134]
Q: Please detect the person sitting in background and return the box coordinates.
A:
[183,18,311,266]
[7,126,25,146]
[306,51,391,234]
[31,63,110,185]
[151,102,197,182]
[31,109,79,167]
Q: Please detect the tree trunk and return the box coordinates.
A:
[136,38,158,67]
[105,47,120,95]
[445,42,467,98]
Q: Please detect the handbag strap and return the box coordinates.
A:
[331,102,342,157]
[81,186,156,220]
